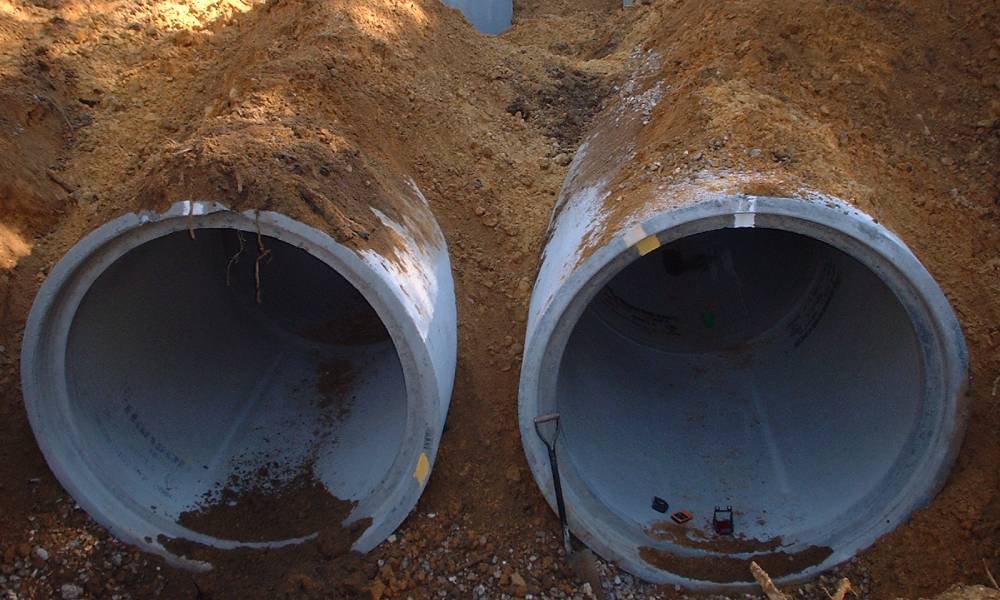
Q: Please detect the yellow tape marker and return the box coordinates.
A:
[624,223,661,256]
[414,452,430,486]
[636,235,661,256]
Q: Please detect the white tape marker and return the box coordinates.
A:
[623,222,649,247]
[734,197,757,228]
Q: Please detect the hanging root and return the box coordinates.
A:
[985,558,999,590]
[254,212,273,304]
[750,561,789,600]
[225,230,246,287]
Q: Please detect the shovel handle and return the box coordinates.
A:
[533,413,561,448]
[534,413,560,424]
[532,413,571,554]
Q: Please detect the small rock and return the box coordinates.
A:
[940,156,953,166]
[32,546,48,561]
[691,151,703,161]
[510,572,527,588]
[748,148,762,158]
[554,153,572,166]
[505,465,521,483]
[60,583,83,600]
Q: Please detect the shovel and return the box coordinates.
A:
[534,413,603,598]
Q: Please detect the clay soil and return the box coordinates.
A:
[176,467,355,544]
[638,545,834,585]
[0,0,998,599]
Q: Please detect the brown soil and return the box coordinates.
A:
[0,0,997,598]
[177,469,353,543]
[639,544,833,584]
[169,464,373,598]
[160,515,374,600]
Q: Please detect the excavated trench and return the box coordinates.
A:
[13,2,976,588]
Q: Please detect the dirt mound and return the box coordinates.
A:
[611,2,1000,597]
[0,0,997,598]
[0,0,603,597]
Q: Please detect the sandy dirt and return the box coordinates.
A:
[0,0,998,598]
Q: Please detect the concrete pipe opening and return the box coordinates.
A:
[22,202,456,567]
[520,196,967,587]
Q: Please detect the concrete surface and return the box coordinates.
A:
[21,201,457,569]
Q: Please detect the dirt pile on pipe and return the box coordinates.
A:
[0,0,608,597]
[0,0,998,598]
[520,0,998,596]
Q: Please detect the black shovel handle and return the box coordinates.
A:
[534,413,571,554]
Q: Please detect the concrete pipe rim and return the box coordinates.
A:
[518,194,969,589]
[21,201,444,570]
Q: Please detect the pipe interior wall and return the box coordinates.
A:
[65,229,407,540]
[22,203,458,568]
[558,227,922,549]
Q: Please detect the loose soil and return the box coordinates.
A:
[177,468,353,544]
[0,0,997,598]
[639,544,834,585]
[160,515,374,600]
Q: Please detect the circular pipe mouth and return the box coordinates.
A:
[22,203,443,568]
[520,195,968,588]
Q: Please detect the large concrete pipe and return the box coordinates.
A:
[22,198,456,568]
[518,81,968,587]
[440,0,512,35]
